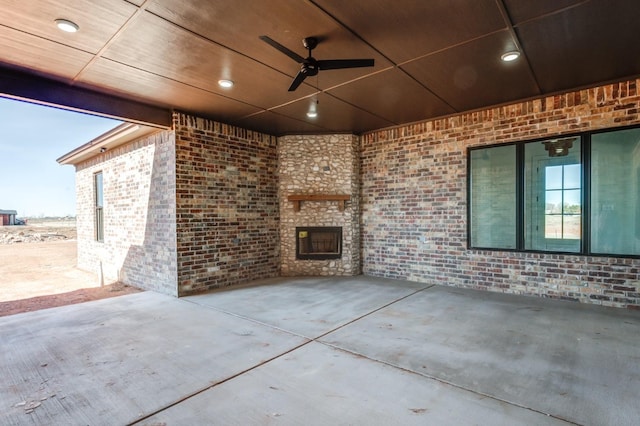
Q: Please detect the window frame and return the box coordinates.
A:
[94,171,104,243]
[467,124,640,259]
[541,163,582,241]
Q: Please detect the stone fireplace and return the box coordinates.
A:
[279,134,361,276]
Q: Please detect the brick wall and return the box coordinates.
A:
[279,134,361,276]
[76,130,178,295]
[361,79,640,309]
[174,113,279,295]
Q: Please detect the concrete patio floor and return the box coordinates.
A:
[1,276,639,425]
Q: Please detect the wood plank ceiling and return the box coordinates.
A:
[0,0,639,135]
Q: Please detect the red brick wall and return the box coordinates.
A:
[361,80,640,309]
[174,113,279,295]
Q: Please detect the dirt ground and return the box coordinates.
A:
[0,219,140,317]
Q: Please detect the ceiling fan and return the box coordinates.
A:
[259,35,375,91]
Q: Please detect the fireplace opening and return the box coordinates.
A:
[296,226,342,260]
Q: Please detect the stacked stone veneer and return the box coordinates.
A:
[174,113,279,295]
[279,134,360,276]
[361,79,640,309]
[76,130,178,295]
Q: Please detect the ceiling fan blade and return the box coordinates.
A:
[259,35,305,63]
[288,70,308,91]
[317,59,375,70]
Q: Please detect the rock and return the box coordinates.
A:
[24,401,41,410]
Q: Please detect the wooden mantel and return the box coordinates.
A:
[287,194,351,212]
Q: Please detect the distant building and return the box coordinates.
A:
[0,209,17,226]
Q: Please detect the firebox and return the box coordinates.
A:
[296,227,342,260]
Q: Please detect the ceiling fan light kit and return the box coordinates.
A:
[259,35,375,92]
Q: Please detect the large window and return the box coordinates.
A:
[591,128,640,255]
[94,172,104,242]
[468,126,640,257]
[469,145,516,249]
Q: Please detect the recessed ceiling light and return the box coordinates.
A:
[218,79,234,88]
[55,19,79,33]
[501,51,520,62]
[306,111,318,118]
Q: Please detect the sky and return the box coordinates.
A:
[0,97,121,217]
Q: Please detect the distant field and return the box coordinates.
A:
[0,216,140,316]
[0,217,76,244]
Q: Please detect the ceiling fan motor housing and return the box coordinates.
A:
[303,37,318,51]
